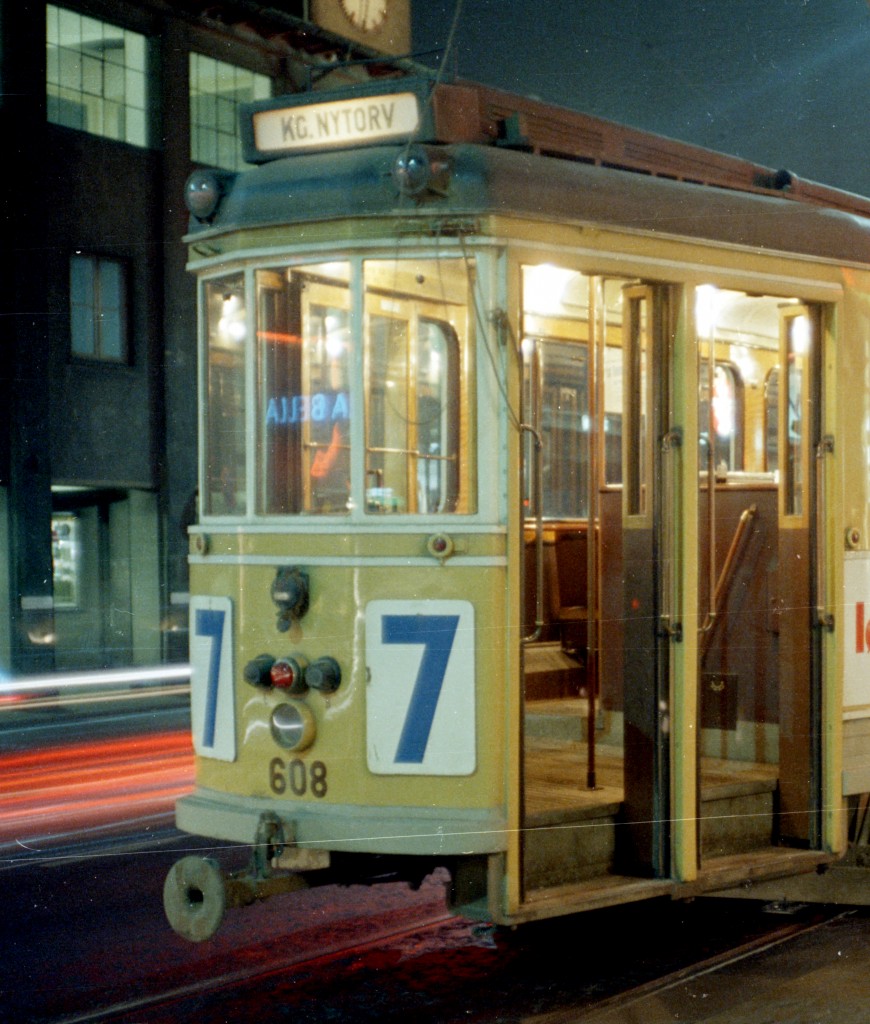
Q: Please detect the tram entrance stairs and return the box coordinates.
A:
[524,701,779,891]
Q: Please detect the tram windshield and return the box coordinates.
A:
[200,256,474,518]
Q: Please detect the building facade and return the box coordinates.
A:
[0,0,412,673]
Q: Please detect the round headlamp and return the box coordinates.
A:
[392,145,451,199]
[185,170,226,221]
[270,701,316,751]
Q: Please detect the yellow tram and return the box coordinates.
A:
[164,75,870,941]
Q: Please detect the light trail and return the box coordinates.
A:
[0,664,192,697]
[0,729,194,845]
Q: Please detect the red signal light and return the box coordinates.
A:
[270,656,307,694]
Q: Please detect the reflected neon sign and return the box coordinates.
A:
[265,391,349,426]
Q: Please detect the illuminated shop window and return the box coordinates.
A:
[51,513,81,608]
[46,5,150,146]
[190,53,271,171]
[70,254,129,362]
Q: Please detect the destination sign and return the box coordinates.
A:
[251,92,421,155]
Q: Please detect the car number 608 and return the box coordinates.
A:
[269,757,328,798]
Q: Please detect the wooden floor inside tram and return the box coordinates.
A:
[523,699,779,891]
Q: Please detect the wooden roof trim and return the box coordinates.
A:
[430,79,870,219]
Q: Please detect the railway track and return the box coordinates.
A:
[56,902,857,1024]
[528,907,857,1024]
[58,907,459,1024]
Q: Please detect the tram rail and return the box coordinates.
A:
[533,907,856,1024]
[57,906,457,1024]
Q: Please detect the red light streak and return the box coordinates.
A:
[257,329,302,344]
[0,730,194,843]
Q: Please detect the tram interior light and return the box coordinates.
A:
[695,284,721,338]
[217,293,247,344]
[791,314,811,355]
[523,265,582,316]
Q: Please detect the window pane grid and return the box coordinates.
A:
[46,4,150,147]
[190,52,270,171]
[70,255,128,362]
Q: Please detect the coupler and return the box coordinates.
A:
[163,812,327,942]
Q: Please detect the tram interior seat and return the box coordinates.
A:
[547,529,588,658]
[524,526,588,701]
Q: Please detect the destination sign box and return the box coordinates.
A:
[249,91,421,158]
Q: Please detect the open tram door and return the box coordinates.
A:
[518,268,680,899]
[695,289,824,864]
[618,283,679,876]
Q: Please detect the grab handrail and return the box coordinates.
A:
[700,504,757,657]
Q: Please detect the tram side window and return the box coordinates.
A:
[521,266,595,517]
[695,287,793,479]
[699,361,744,473]
[764,368,779,473]
[203,275,247,516]
[522,340,590,518]
[256,264,351,515]
[363,258,471,515]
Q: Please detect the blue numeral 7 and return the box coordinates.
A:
[195,608,225,749]
[382,614,460,763]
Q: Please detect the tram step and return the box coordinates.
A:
[524,802,622,889]
[524,643,585,701]
[699,781,777,858]
[523,775,777,888]
[525,709,588,742]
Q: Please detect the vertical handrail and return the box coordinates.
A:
[586,281,603,790]
[815,435,835,631]
[699,343,718,637]
[660,429,684,641]
[522,340,544,644]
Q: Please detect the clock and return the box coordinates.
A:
[339,0,389,32]
[311,0,408,54]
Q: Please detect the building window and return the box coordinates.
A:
[70,255,129,362]
[46,5,150,146]
[190,53,271,171]
[51,513,81,608]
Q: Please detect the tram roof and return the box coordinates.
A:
[189,140,870,267]
[186,76,870,266]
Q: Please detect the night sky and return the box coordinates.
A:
[411,1,870,197]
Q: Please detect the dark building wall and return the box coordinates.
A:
[3,0,57,671]
[159,16,200,656]
[45,128,162,489]
[0,0,396,671]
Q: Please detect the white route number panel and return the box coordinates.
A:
[366,600,476,775]
[189,595,236,761]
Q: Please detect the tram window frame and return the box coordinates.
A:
[699,360,745,475]
[363,257,473,517]
[522,337,591,520]
[764,366,779,474]
[69,254,130,363]
[781,306,814,520]
[202,273,248,517]
[624,286,652,520]
[256,263,353,516]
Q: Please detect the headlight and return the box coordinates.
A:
[270,702,316,751]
